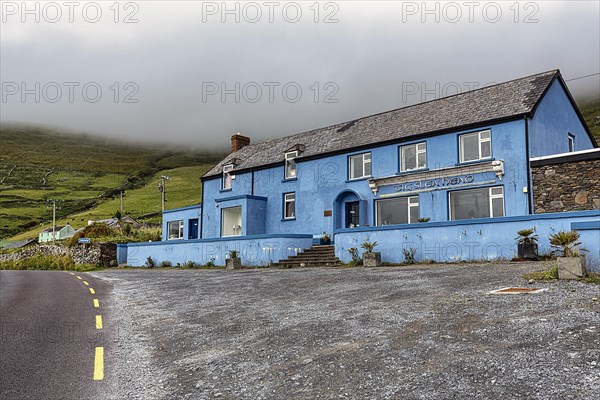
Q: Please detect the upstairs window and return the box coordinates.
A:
[222,164,234,190]
[284,151,298,179]
[460,130,491,163]
[349,152,372,180]
[568,134,575,152]
[167,220,184,240]
[400,142,427,172]
[284,192,296,219]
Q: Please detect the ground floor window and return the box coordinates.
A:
[222,206,242,237]
[376,196,419,226]
[449,186,504,220]
[167,220,184,240]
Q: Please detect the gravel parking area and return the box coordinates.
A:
[92,262,600,400]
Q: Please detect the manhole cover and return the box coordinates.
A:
[489,287,547,294]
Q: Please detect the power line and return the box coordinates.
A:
[565,72,600,82]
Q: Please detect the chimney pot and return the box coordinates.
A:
[231,133,250,153]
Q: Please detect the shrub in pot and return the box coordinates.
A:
[320,232,331,245]
[226,249,242,270]
[515,228,539,260]
[549,230,586,280]
[361,239,381,267]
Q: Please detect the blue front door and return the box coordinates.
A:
[188,219,199,239]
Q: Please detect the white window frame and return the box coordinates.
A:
[449,186,504,221]
[459,130,492,163]
[348,152,372,180]
[284,151,298,179]
[375,195,419,226]
[400,142,427,172]
[167,220,184,240]
[222,164,234,190]
[284,192,296,219]
[568,134,575,152]
[221,206,242,237]
[489,186,505,218]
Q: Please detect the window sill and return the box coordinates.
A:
[345,176,372,183]
[396,168,429,175]
[282,177,298,183]
[219,188,233,193]
[281,217,296,221]
[455,158,494,167]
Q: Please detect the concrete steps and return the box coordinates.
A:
[272,245,341,268]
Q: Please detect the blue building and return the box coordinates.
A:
[120,70,600,269]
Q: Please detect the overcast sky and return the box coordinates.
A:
[1,1,599,150]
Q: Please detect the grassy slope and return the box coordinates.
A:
[1,126,223,240]
[579,99,600,144]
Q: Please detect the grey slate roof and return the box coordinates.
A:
[41,225,68,233]
[203,70,559,178]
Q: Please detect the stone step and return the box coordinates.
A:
[273,261,341,268]
[283,257,340,264]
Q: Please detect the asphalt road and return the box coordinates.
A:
[0,270,113,400]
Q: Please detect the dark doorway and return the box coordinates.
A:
[188,218,199,239]
[345,201,360,228]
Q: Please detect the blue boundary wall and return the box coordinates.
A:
[334,210,600,271]
[117,234,313,267]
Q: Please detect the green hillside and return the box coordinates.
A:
[579,98,600,144]
[1,126,223,240]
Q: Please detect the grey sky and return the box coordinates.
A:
[1,1,599,150]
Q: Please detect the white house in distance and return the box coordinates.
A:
[38,224,76,243]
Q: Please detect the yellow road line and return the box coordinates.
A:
[83,281,89,286]
[93,347,104,380]
[69,272,75,275]
[76,276,82,280]
[93,299,100,308]
[89,288,96,294]
[96,315,103,330]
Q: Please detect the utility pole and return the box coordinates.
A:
[158,175,170,214]
[120,191,124,215]
[47,199,61,244]
[52,201,56,244]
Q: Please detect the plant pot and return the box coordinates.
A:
[363,252,381,267]
[557,256,586,280]
[517,243,538,260]
[226,257,242,270]
[320,238,331,245]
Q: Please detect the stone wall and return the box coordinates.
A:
[532,159,600,214]
[0,243,117,267]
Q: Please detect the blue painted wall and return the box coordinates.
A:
[162,205,202,241]
[333,210,600,271]
[123,234,313,267]
[203,119,530,239]
[529,80,594,157]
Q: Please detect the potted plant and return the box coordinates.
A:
[226,249,242,270]
[320,232,331,245]
[361,239,381,267]
[515,228,539,260]
[417,217,430,223]
[549,230,586,280]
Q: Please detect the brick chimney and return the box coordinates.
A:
[231,133,250,153]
